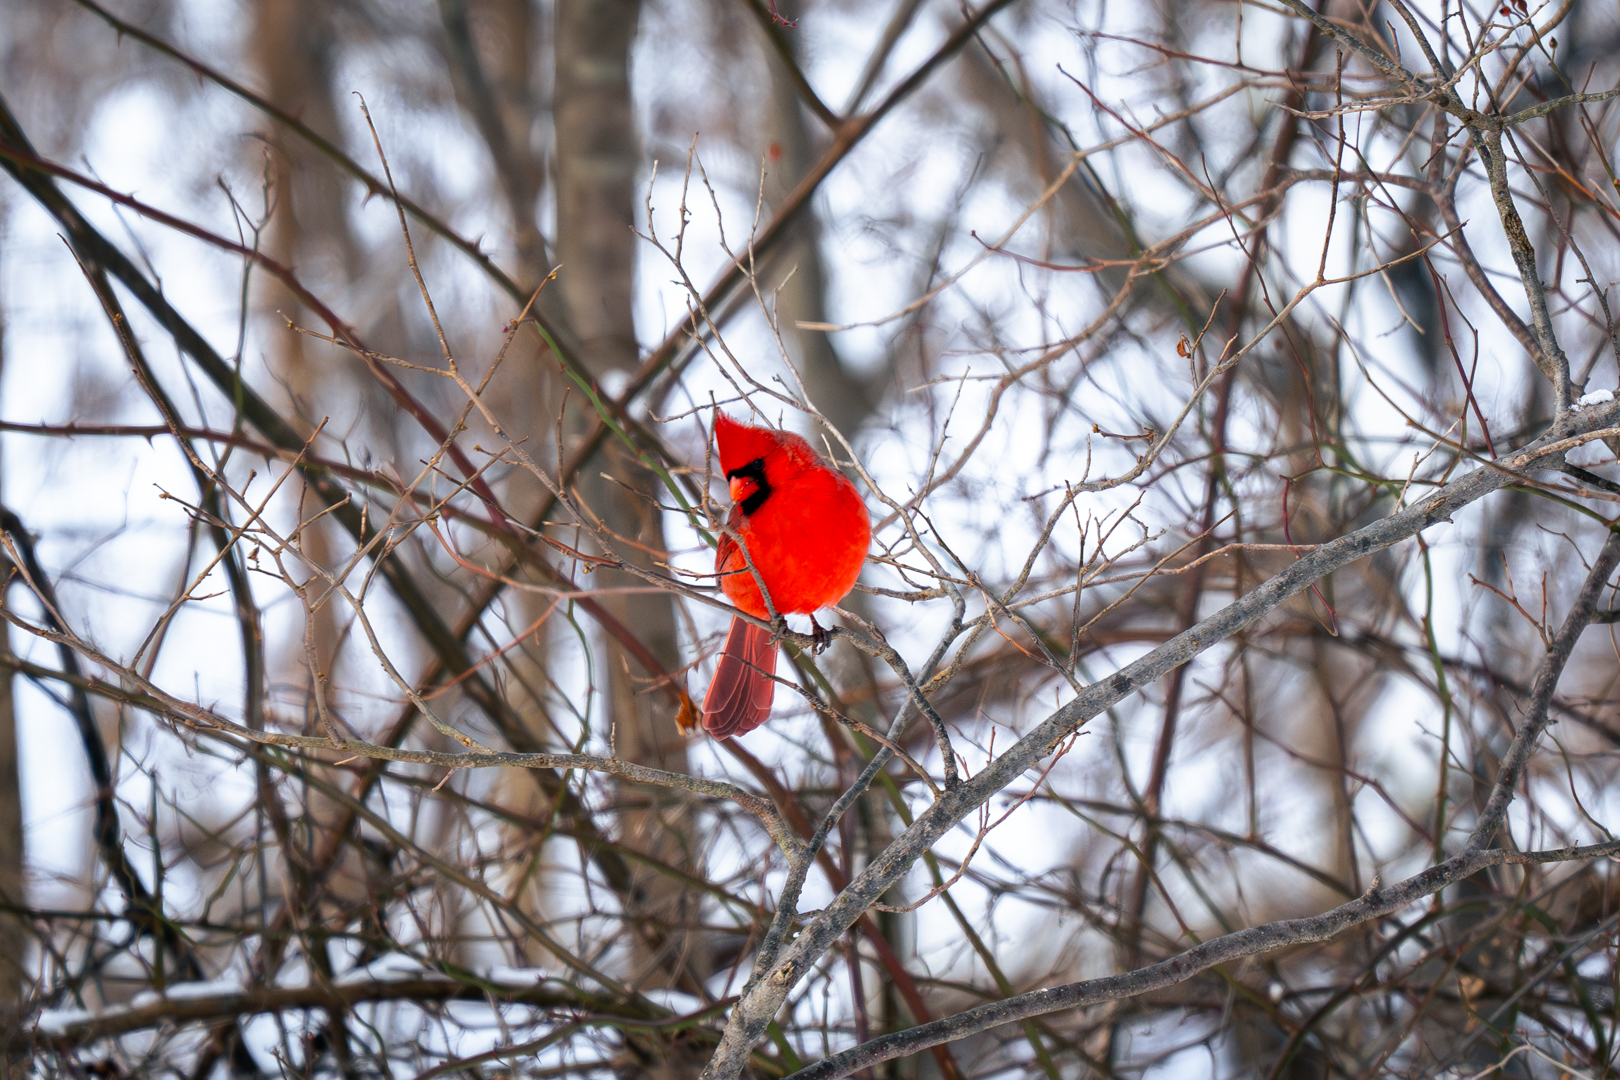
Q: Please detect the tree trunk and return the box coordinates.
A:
[554,0,708,999]
[250,0,352,690]
[0,306,25,1043]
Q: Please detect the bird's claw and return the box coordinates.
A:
[809,616,833,655]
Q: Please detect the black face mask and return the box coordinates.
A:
[727,457,772,516]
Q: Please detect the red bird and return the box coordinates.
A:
[701,413,871,739]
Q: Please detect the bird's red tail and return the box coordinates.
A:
[702,617,776,738]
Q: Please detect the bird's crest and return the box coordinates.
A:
[714,412,783,475]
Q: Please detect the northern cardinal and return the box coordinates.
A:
[700,413,871,738]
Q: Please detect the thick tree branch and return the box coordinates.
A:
[16,976,718,1048]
